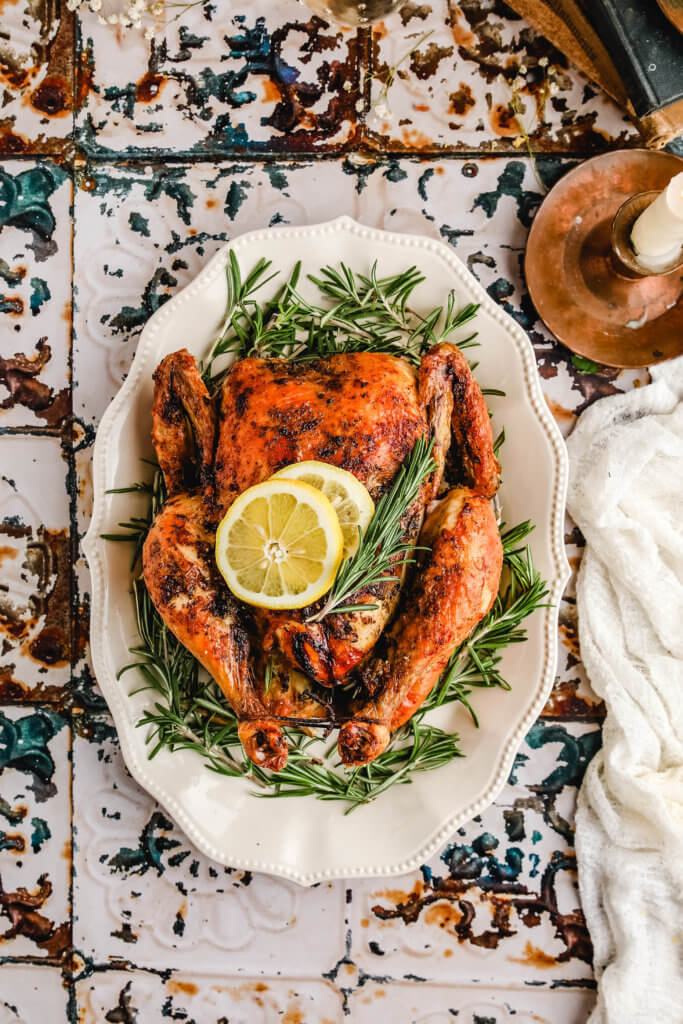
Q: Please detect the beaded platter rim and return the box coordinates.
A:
[84,215,570,886]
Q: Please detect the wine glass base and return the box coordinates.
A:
[526,150,683,368]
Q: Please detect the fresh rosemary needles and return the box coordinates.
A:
[308,436,436,621]
[202,250,479,388]
[104,252,550,810]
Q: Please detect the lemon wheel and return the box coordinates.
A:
[274,461,374,557]
[215,478,344,610]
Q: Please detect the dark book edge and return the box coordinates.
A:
[583,0,683,117]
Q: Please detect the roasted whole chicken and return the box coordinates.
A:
[142,345,503,772]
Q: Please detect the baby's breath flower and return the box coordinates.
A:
[538,56,549,67]
[107,12,119,22]
[144,25,155,38]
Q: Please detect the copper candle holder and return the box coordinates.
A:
[526,150,683,368]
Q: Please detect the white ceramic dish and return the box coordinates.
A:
[84,216,570,886]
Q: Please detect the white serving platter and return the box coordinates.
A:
[83,216,569,886]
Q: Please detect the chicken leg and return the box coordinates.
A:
[142,494,289,770]
[338,487,503,765]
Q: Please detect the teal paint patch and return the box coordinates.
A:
[383,163,408,183]
[107,810,182,876]
[0,830,23,853]
[129,212,151,237]
[440,830,524,883]
[29,277,51,316]
[440,224,475,247]
[417,167,434,201]
[0,259,26,287]
[503,809,525,841]
[165,228,228,255]
[86,167,195,225]
[0,165,67,241]
[0,710,66,784]
[487,275,536,329]
[472,161,541,227]
[109,267,178,334]
[526,721,601,792]
[225,180,251,220]
[30,816,51,852]
[342,157,380,194]
[0,796,26,826]
[264,165,289,191]
[532,829,542,844]
[102,82,137,119]
[508,751,528,785]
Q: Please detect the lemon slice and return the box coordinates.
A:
[215,479,344,610]
[274,461,375,557]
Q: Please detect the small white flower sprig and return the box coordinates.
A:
[65,0,203,39]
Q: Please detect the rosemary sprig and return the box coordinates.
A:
[102,252,544,809]
[262,721,463,813]
[202,254,480,386]
[106,462,547,810]
[308,436,436,622]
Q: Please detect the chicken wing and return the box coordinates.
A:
[420,342,500,499]
[151,349,217,500]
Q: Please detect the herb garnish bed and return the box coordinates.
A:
[105,255,548,811]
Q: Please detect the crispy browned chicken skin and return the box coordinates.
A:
[142,344,502,770]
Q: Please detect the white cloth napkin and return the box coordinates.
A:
[566,356,683,1024]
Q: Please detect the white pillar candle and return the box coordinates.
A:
[630,170,683,272]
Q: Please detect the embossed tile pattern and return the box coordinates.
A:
[348,980,595,1023]
[0,162,72,431]
[349,721,599,984]
[0,436,72,701]
[0,0,657,1012]
[75,2,362,156]
[75,970,344,1023]
[72,716,347,972]
[0,705,71,959]
[366,0,636,154]
[0,5,74,156]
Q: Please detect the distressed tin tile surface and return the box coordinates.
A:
[75,970,344,1023]
[349,721,598,985]
[0,705,71,958]
[366,1,636,154]
[0,161,72,431]
[0,3,74,157]
[72,716,347,972]
[1,0,662,1014]
[347,981,595,1023]
[75,2,362,157]
[0,436,72,701]
[0,964,69,1019]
